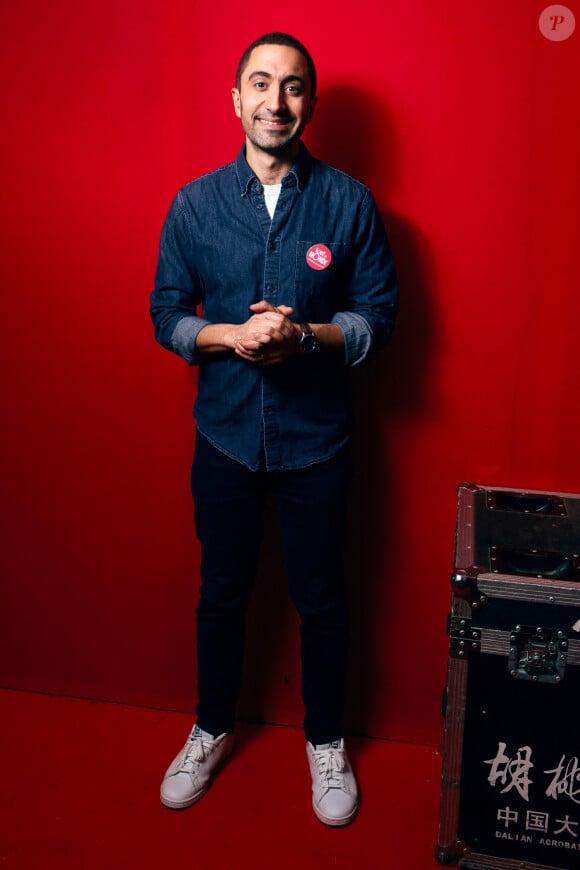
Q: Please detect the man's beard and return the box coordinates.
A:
[243,112,303,155]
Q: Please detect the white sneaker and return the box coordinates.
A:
[306,738,359,826]
[160,724,234,809]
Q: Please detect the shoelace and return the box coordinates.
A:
[315,748,346,789]
[180,734,211,772]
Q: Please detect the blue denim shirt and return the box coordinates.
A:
[151,144,398,471]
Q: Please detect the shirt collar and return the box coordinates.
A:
[235,142,312,196]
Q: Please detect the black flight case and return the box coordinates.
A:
[437,482,580,870]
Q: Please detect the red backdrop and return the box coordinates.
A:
[1,1,579,745]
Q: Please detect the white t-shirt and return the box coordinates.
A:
[263,183,282,219]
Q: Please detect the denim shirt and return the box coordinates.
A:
[151,144,398,471]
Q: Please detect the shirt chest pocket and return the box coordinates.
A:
[294,241,351,317]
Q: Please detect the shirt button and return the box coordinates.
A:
[257,203,263,209]
[269,242,277,251]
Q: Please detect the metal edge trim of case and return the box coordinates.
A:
[477,574,580,607]
[437,654,470,860]
[476,482,580,501]
[454,484,479,571]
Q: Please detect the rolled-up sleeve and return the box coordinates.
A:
[331,311,373,367]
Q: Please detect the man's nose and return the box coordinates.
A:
[266,88,286,114]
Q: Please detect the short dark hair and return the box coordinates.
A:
[235,32,317,98]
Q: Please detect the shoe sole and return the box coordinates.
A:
[312,799,359,827]
[160,784,209,810]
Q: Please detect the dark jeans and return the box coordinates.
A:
[191,433,352,745]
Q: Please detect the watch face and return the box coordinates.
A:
[300,332,317,353]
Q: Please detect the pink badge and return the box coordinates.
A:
[306,244,332,271]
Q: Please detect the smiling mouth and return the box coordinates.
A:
[255,116,293,128]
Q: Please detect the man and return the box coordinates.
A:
[150,32,398,826]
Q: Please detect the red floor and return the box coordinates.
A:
[1,689,442,869]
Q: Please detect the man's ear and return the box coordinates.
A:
[232,88,241,119]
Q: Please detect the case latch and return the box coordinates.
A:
[508,625,568,683]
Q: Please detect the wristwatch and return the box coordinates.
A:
[296,322,318,354]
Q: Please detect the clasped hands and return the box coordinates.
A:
[229,301,300,366]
